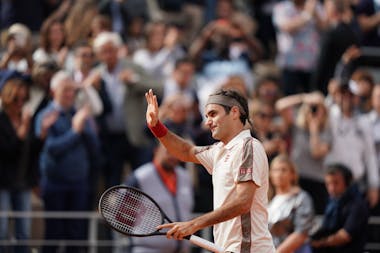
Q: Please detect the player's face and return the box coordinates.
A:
[204,104,233,142]
[325,173,347,198]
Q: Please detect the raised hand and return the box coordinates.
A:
[40,110,59,139]
[72,105,91,133]
[145,89,159,127]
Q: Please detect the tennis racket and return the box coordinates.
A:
[98,185,224,253]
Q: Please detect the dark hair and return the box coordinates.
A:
[174,57,194,69]
[212,89,251,125]
[325,163,353,187]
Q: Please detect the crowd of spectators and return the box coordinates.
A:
[0,0,380,252]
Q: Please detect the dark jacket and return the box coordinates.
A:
[35,102,101,186]
[0,110,37,189]
[312,184,369,253]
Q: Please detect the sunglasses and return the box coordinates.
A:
[13,95,28,104]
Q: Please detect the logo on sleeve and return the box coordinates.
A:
[239,167,253,176]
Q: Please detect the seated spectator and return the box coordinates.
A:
[268,154,314,253]
[276,92,332,214]
[311,163,369,253]
[120,142,194,253]
[35,71,101,253]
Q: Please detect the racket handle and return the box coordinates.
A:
[188,235,224,253]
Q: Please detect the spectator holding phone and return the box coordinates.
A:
[276,91,331,214]
[0,23,33,74]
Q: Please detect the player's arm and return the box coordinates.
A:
[158,180,257,239]
[145,89,200,164]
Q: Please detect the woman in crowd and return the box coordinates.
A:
[33,18,70,69]
[0,78,35,253]
[276,91,331,214]
[268,154,315,253]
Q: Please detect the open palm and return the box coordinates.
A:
[145,89,159,127]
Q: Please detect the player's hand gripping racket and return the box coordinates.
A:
[99,185,224,253]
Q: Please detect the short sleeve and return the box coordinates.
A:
[236,138,264,187]
[195,145,216,174]
[293,191,315,234]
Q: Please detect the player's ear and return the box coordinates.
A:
[231,106,241,119]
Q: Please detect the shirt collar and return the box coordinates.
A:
[221,129,252,150]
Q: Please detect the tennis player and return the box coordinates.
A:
[145,89,275,253]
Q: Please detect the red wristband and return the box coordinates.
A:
[148,120,168,138]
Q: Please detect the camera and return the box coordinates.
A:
[310,104,318,115]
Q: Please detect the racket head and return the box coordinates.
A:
[98,185,168,237]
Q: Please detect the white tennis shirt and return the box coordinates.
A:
[195,130,275,253]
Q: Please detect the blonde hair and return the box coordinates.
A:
[269,154,299,199]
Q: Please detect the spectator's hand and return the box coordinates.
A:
[304,0,317,16]
[342,45,361,64]
[311,238,325,248]
[164,26,180,49]
[72,105,90,133]
[57,46,69,67]
[145,89,159,127]
[201,21,219,40]
[7,41,28,58]
[367,188,379,208]
[327,79,340,98]
[119,69,139,84]
[83,71,102,90]
[40,110,59,139]
[303,92,325,105]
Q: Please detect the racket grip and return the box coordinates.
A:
[188,235,224,253]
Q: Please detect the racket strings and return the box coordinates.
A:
[101,188,162,235]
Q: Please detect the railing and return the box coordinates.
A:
[0,211,214,253]
[0,211,379,253]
